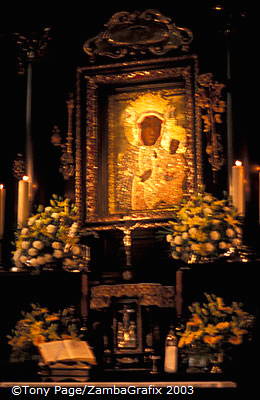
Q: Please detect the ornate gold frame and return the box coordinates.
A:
[75,55,202,227]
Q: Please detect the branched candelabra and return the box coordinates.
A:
[13,27,52,75]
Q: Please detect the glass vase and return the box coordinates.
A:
[186,346,210,373]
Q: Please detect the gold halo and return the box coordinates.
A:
[122,92,186,152]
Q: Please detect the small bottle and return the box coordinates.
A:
[164,325,178,373]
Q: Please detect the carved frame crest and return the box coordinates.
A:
[83,9,193,62]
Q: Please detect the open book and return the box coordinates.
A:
[37,340,96,365]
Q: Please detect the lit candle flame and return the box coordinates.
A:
[22,175,29,181]
[235,160,242,167]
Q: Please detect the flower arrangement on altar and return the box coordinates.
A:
[178,293,254,351]
[12,194,81,269]
[165,191,243,263]
[7,303,83,362]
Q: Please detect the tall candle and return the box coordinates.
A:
[17,176,29,227]
[0,184,6,239]
[231,161,245,216]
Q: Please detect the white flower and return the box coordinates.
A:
[21,228,29,235]
[52,241,62,249]
[46,224,57,234]
[71,245,81,255]
[33,240,44,250]
[21,241,30,250]
[203,207,212,216]
[28,248,38,256]
[53,249,64,258]
[19,255,28,264]
[51,212,60,219]
[210,231,221,241]
[44,253,53,263]
[219,241,228,249]
[45,206,52,213]
[226,228,235,237]
[203,195,214,202]
[36,256,46,265]
[189,227,197,237]
[232,238,241,246]
[35,219,43,227]
[30,258,39,267]
[69,222,78,237]
[235,226,242,236]
[28,215,38,226]
[205,242,215,253]
[13,249,22,262]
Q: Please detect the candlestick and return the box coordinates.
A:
[231,161,245,216]
[0,184,6,239]
[17,176,29,227]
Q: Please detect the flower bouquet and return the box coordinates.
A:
[7,303,83,362]
[178,293,254,372]
[165,191,243,263]
[12,194,82,270]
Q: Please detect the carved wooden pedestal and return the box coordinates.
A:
[90,283,175,372]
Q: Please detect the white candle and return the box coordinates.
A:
[17,176,29,227]
[0,184,6,239]
[231,161,245,216]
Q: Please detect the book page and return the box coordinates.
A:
[38,341,68,364]
[38,340,96,365]
[65,340,96,365]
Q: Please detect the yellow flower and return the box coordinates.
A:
[174,235,183,245]
[204,242,215,253]
[226,228,235,237]
[210,231,221,241]
[203,335,223,345]
[45,315,59,322]
[205,324,218,335]
[216,297,224,308]
[32,335,46,346]
[194,231,207,242]
[228,336,242,345]
[232,328,248,336]
[215,322,230,330]
[193,314,203,325]
[224,215,239,226]
[178,337,186,348]
[189,227,197,238]
[166,234,173,242]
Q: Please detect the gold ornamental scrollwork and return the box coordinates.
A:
[90,283,175,309]
[197,73,226,175]
[83,9,193,62]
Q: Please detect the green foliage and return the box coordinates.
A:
[7,303,83,362]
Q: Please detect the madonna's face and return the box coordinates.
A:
[140,116,162,146]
